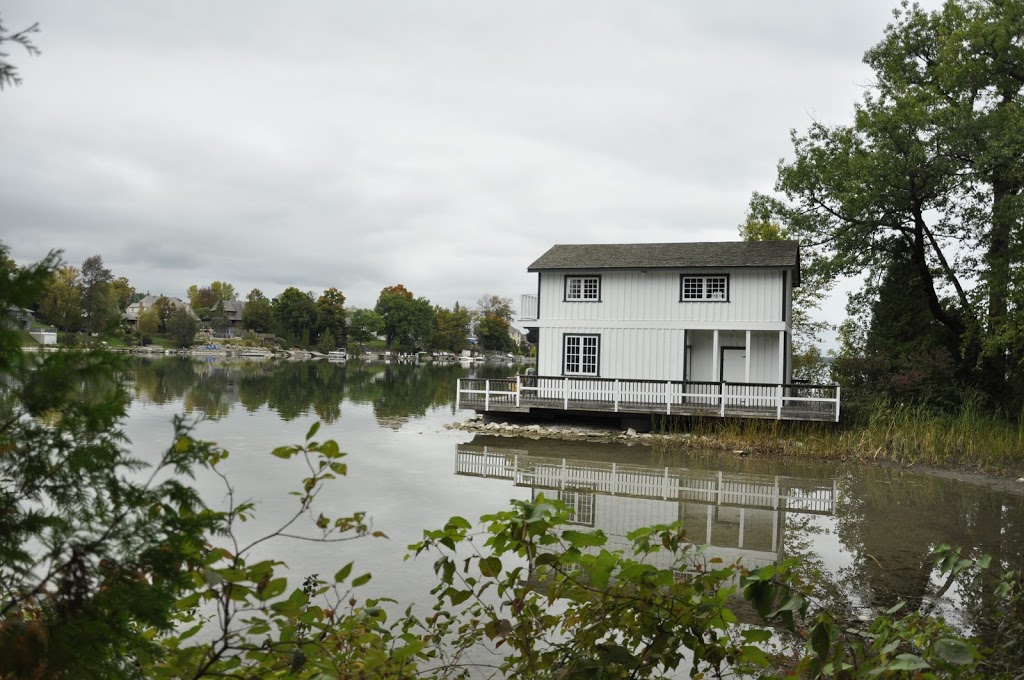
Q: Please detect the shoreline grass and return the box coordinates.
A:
[653,401,1024,476]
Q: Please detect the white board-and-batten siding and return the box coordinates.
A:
[537,327,784,382]
[535,269,791,382]
[537,269,787,325]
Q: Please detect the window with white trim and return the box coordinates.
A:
[681,275,728,301]
[559,489,595,526]
[564,334,599,376]
[565,275,600,301]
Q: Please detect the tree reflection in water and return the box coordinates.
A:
[129,355,512,428]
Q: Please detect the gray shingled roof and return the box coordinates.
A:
[528,241,801,284]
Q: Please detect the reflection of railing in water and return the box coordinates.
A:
[455,446,836,515]
[457,444,838,581]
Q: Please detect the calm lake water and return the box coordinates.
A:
[122,356,1024,633]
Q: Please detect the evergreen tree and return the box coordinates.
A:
[166,306,199,347]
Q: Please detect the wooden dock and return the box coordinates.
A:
[457,375,840,423]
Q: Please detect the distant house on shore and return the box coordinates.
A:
[5,306,35,331]
[123,295,197,325]
[219,300,246,330]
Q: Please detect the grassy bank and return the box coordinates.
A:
[654,401,1024,475]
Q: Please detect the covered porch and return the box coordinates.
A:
[456,375,840,423]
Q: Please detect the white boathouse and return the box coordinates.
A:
[457,241,840,422]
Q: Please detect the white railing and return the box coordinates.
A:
[520,294,539,321]
[456,375,841,422]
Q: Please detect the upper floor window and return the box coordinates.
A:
[565,275,601,302]
[681,275,729,301]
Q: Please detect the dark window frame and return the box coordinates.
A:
[679,273,730,302]
[564,274,602,302]
[562,333,600,377]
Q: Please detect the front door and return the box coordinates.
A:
[721,347,746,383]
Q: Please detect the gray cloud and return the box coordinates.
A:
[2,0,937,326]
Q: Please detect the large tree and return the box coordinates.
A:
[476,313,514,352]
[434,303,471,353]
[347,308,384,345]
[242,288,274,333]
[316,287,347,347]
[749,0,1024,408]
[475,294,514,323]
[79,255,117,335]
[474,294,515,352]
[186,281,237,321]
[136,306,160,345]
[374,284,435,351]
[272,287,317,346]
[166,306,199,348]
[39,265,82,332]
[108,276,136,313]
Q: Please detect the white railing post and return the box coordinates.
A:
[776,384,783,420]
[719,383,726,417]
[666,381,671,415]
[563,378,569,410]
[614,379,620,412]
[456,379,461,409]
[485,379,490,411]
[835,384,842,422]
[516,375,521,407]
[611,463,617,496]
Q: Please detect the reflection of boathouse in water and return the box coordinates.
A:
[455,443,836,574]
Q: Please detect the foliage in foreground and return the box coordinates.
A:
[3,254,1024,678]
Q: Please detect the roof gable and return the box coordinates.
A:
[528,241,801,285]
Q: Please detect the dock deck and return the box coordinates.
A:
[457,375,840,423]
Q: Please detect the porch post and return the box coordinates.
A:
[713,330,723,416]
[744,330,751,383]
[485,380,490,411]
[778,330,785,383]
[456,379,461,409]
[516,375,521,407]
[712,330,720,382]
[681,329,688,382]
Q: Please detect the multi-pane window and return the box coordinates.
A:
[681,275,728,301]
[565,275,600,301]
[564,334,599,376]
[559,489,595,526]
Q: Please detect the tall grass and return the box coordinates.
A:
[654,398,1024,474]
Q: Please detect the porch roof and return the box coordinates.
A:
[528,241,801,285]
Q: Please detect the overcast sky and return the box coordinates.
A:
[1,1,939,332]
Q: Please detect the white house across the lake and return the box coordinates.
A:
[457,241,840,423]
